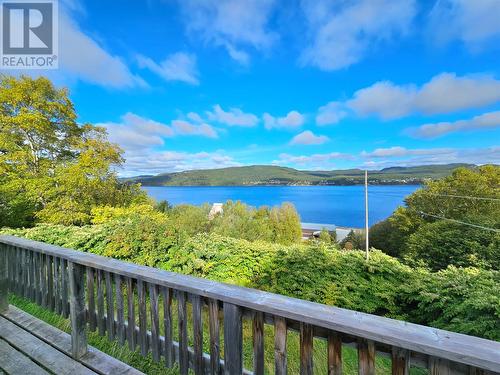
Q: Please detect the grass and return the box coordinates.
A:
[10,294,427,374]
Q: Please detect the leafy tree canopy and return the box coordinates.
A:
[370,165,500,270]
[0,75,147,227]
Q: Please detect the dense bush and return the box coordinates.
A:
[339,229,365,250]
[211,201,302,245]
[255,246,416,318]
[370,166,500,269]
[162,233,284,287]
[401,267,500,341]
[404,219,500,271]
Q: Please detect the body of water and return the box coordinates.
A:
[142,185,420,228]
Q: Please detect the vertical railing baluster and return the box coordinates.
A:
[97,269,106,336]
[192,295,204,374]
[87,268,96,331]
[358,339,375,375]
[68,262,87,359]
[41,253,47,307]
[53,257,60,314]
[105,271,115,341]
[149,283,160,362]
[392,347,410,375]
[20,248,26,298]
[24,249,30,298]
[29,250,35,301]
[126,277,136,351]
[224,303,243,375]
[178,291,189,375]
[300,323,313,375]
[274,316,287,375]
[138,279,148,356]
[6,245,11,293]
[429,357,450,375]
[0,244,8,312]
[36,252,43,305]
[328,332,342,375]
[253,311,264,375]
[162,287,173,367]
[209,299,221,375]
[16,246,22,296]
[24,249,29,298]
[61,259,69,318]
[47,255,54,311]
[115,274,125,345]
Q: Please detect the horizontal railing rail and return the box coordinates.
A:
[0,234,499,375]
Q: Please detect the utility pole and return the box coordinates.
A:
[365,170,369,261]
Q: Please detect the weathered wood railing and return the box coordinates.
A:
[0,235,499,375]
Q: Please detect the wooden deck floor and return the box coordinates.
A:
[0,306,143,375]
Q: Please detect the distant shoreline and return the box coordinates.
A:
[140,183,423,187]
[126,164,474,187]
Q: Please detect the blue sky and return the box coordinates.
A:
[12,0,500,176]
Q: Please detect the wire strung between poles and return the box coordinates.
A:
[418,211,500,233]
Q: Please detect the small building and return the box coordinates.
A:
[301,222,337,240]
[209,203,224,219]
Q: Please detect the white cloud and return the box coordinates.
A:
[360,146,500,168]
[172,120,218,138]
[300,0,416,70]
[361,146,454,158]
[263,110,305,129]
[137,52,199,85]
[177,0,278,64]
[409,111,500,139]
[99,113,174,151]
[98,112,219,153]
[187,112,204,123]
[290,130,329,145]
[428,0,500,49]
[415,73,500,114]
[348,73,500,119]
[99,113,225,176]
[316,101,348,125]
[274,151,353,168]
[347,81,416,119]
[121,150,240,176]
[58,6,145,88]
[206,105,259,127]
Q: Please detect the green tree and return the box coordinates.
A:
[405,220,500,271]
[340,230,365,250]
[370,166,500,268]
[212,201,273,242]
[269,202,302,245]
[0,75,145,227]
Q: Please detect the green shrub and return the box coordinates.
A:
[211,201,272,242]
[161,233,284,287]
[404,220,500,271]
[256,247,415,318]
[401,267,500,341]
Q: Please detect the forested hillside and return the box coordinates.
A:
[127,163,476,186]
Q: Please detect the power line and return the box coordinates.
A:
[427,193,500,202]
[418,211,500,233]
[365,191,500,202]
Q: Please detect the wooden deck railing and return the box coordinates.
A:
[0,235,499,375]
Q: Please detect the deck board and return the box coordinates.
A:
[0,338,51,375]
[2,306,143,375]
[0,315,96,375]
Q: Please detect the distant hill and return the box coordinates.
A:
[126,164,476,186]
